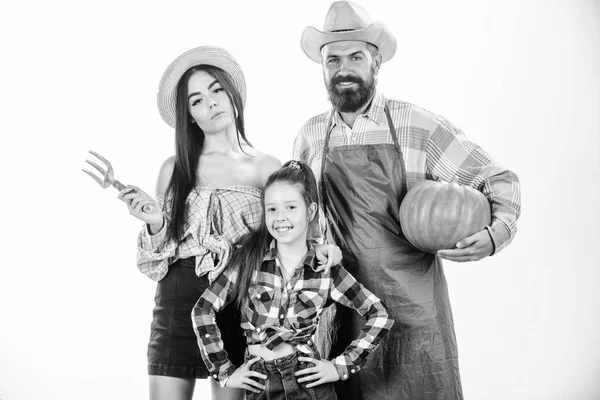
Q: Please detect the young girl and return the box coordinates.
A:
[192,160,393,400]
[117,46,341,400]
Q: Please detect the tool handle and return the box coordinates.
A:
[113,180,154,214]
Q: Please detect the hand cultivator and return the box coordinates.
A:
[83,150,154,213]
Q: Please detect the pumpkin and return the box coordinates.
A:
[399,180,491,253]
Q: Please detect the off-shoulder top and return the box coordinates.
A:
[137,185,262,282]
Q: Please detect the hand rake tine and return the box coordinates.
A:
[85,159,107,177]
[82,168,105,186]
[88,150,112,169]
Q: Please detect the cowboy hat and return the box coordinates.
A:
[301,1,396,63]
[157,45,246,128]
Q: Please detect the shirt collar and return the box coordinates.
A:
[263,240,320,271]
[330,90,387,128]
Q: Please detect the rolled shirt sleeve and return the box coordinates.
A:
[192,267,238,385]
[425,113,521,254]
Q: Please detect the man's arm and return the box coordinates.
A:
[424,113,521,260]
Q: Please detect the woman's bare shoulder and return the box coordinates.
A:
[257,151,281,177]
[156,156,175,196]
[242,146,281,183]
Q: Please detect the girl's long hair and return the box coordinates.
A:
[164,65,250,242]
[230,160,319,308]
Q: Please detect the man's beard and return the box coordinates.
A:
[326,71,376,113]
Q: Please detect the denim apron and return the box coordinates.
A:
[318,103,463,400]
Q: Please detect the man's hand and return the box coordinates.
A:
[314,244,343,272]
[295,357,340,388]
[437,229,494,262]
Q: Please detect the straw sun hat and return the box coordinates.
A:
[156,45,246,128]
[301,1,397,63]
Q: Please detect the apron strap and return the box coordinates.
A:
[384,101,408,196]
[384,102,401,155]
[318,101,408,225]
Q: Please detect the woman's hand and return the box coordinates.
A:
[313,244,343,272]
[117,185,163,230]
[437,229,494,262]
[294,357,339,388]
[225,356,267,393]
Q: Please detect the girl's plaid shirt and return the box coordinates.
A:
[192,241,394,386]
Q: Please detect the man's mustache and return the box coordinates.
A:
[330,75,364,86]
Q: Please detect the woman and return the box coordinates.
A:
[118,46,341,400]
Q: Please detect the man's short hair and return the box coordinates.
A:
[367,43,380,59]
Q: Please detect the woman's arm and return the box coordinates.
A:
[119,157,175,281]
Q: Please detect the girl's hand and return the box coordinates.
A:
[294,357,339,388]
[314,244,342,272]
[225,356,267,393]
[117,185,162,228]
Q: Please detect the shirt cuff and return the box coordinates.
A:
[486,219,511,255]
[142,217,167,250]
[332,355,361,381]
[218,375,230,388]
[210,363,237,387]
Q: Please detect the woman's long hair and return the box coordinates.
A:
[164,65,250,242]
[230,160,319,308]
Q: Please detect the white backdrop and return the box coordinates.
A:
[1,0,599,399]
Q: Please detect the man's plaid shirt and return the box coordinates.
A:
[192,241,393,384]
[294,91,521,254]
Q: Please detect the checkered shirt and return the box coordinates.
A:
[137,185,262,282]
[192,241,393,384]
[294,91,521,254]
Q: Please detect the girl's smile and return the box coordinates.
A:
[264,182,315,246]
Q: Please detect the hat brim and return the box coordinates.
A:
[301,22,397,63]
[157,46,246,129]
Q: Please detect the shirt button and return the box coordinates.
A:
[204,333,210,338]
[351,369,355,373]
[256,327,261,332]
[307,340,312,345]
[213,374,218,379]
[343,374,348,380]
[257,294,261,299]
[280,314,285,319]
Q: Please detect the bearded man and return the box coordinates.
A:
[293,2,521,399]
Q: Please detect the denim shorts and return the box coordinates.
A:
[147,257,245,379]
[245,347,338,400]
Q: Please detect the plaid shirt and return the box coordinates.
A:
[192,241,393,384]
[137,186,262,282]
[294,91,521,254]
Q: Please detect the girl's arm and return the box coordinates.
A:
[192,267,238,386]
[327,265,394,380]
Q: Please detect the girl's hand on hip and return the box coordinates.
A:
[295,357,339,388]
[117,185,162,227]
[226,356,267,393]
[314,244,342,272]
